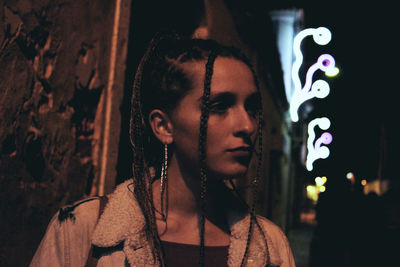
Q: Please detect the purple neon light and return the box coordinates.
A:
[315,132,333,149]
[302,54,335,93]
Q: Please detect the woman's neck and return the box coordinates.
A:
[153,154,202,217]
[152,154,239,245]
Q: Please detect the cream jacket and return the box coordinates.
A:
[30,180,295,267]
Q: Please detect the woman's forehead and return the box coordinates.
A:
[183,57,256,95]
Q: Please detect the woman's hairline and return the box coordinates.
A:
[162,54,253,115]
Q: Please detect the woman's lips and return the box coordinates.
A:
[228,150,251,157]
[227,147,252,157]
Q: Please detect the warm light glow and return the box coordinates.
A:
[361,179,367,186]
[363,179,389,195]
[290,27,336,122]
[307,175,328,202]
[315,176,327,186]
[307,185,315,193]
[306,185,318,202]
[306,117,333,171]
[326,67,339,77]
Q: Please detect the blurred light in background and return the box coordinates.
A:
[306,185,318,202]
[315,176,327,187]
[346,171,355,185]
[270,9,303,104]
[306,176,328,203]
[363,179,389,195]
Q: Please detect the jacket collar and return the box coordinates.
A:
[92,179,282,266]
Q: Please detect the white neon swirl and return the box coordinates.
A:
[292,27,331,94]
[306,117,333,171]
[303,54,335,91]
[290,54,335,122]
[290,27,334,122]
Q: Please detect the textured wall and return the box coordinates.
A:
[0,1,129,265]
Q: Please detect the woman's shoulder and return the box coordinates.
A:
[254,215,291,247]
[31,180,140,267]
[91,179,147,247]
[255,215,286,237]
[30,197,103,267]
[255,215,295,267]
[230,211,290,249]
[229,213,295,267]
[57,196,102,224]
[56,179,135,228]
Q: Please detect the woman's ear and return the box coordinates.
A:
[148,109,174,145]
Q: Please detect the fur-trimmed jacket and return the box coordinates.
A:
[30,179,295,267]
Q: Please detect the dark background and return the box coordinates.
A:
[299,3,397,183]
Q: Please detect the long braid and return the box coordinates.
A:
[240,64,269,266]
[129,32,170,266]
[253,66,271,263]
[198,48,220,267]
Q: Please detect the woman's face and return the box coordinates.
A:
[170,57,259,179]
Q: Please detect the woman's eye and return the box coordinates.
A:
[210,101,231,113]
[246,104,261,118]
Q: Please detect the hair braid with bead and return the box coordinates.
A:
[239,67,268,266]
[198,48,220,267]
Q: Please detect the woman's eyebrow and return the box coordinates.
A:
[197,91,236,103]
[246,92,261,101]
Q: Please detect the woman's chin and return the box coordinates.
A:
[214,166,249,180]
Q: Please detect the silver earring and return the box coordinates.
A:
[160,144,168,194]
[160,144,168,221]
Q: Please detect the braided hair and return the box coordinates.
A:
[129,32,266,266]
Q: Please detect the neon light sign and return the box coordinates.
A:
[306,117,332,171]
[290,27,337,122]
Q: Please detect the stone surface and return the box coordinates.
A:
[0,1,128,265]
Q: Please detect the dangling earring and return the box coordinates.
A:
[160,144,168,193]
[160,144,168,220]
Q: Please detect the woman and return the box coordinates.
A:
[30,33,295,267]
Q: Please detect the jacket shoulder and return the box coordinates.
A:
[255,215,290,248]
[256,216,286,236]
[30,197,103,267]
[58,197,101,223]
[255,215,296,267]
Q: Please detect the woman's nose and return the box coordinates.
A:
[233,108,257,137]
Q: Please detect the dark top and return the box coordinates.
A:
[161,240,229,267]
